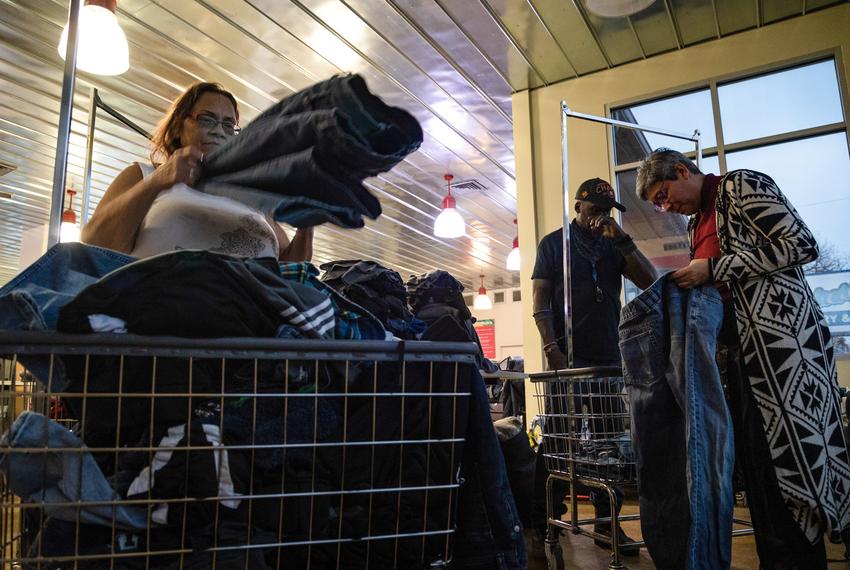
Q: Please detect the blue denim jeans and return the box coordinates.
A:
[0,243,136,388]
[0,243,135,331]
[0,412,148,529]
[619,277,733,570]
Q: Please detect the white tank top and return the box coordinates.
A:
[129,163,279,259]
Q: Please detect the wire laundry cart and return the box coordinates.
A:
[0,331,478,569]
[530,366,639,570]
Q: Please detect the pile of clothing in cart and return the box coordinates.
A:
[0,243,523,568]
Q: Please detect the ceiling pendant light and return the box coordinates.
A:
[506,218,520,271]
[60,187,80,243]
[58,0,130,76]
[433,173,465,238]
[473,274,492,311]
[583,0,655,18]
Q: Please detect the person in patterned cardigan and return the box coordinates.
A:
[636,148,850,570]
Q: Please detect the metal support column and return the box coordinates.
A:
[48,0,82,246]
[82,86,98,226]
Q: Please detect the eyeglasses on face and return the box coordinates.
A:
[189,113,241,135]
[651,184,669,213]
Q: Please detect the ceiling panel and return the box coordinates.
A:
[0,0,842,290]
[670,0,721,46]
[483,0,578,82]
[714,0,758,35]
[763,0,810,24]
[529,0,608,74]
[630,1,681,56]
[579,5,646,66]
[436,0,547,88]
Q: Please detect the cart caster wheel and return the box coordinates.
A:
[545,537,564,570]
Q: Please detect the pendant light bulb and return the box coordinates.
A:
[506,241,521,271]
[473,274,492,310]
[60,186,80,243]
[583,0,656,18]
[433,173,465,238]
[506,218,520,271]
[58,0,130,76]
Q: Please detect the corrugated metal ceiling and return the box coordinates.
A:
[0,0,842,289]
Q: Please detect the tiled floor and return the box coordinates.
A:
[527,500,850,569]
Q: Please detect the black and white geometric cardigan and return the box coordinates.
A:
[701,169,850,542]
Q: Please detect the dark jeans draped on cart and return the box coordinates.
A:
[618,277,734,570]
[0,244,526,569]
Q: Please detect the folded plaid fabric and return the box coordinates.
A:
[278,262,385,340]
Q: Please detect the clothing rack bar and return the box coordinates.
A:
[558,103,702,369]
[94,90,152,141]
[82,87,97,225]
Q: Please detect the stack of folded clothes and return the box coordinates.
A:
[198,73,423,229]
[320,259,424,339]
[407,270,498,372]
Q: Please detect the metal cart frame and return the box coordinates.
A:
[530,365,639,570]
[0,331,479,569]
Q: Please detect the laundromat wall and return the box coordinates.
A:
[512,4,850,419]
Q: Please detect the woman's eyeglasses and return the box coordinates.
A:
[652,186,669,213]
[190,113,241,135]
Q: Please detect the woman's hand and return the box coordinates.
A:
[150,145,203,189]
[671,259,711,289]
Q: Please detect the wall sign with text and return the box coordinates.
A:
[473,319,496,359]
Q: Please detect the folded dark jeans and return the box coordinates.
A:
[204,110,408,184]
[200,182,366,229]
[203,145,380,221]
[251,73,422,157]
[198,74,423,229]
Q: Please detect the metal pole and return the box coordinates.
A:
[559,102,701,371]
[694,129,703,169]
[563,108,698,143]
[561,103,574,370]
[82,86,98,225]
[48,0,82,246]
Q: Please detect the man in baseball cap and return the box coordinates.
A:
[529,177,656,555]
[575,177,627,213]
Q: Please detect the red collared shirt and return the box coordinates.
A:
[691,174,729,299]
[692,174,721,260]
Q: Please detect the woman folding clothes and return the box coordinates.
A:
[82,82,314,261]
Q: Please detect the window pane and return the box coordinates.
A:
[612,89,716,164]
[718,60,843,144]
[699,155,720,177]
[806,272,850,356]
[725,133,850,270]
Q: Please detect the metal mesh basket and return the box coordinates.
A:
[531,367,636,485]
[0,332,478,569]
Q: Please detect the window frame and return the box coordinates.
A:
[606,51,850,178]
